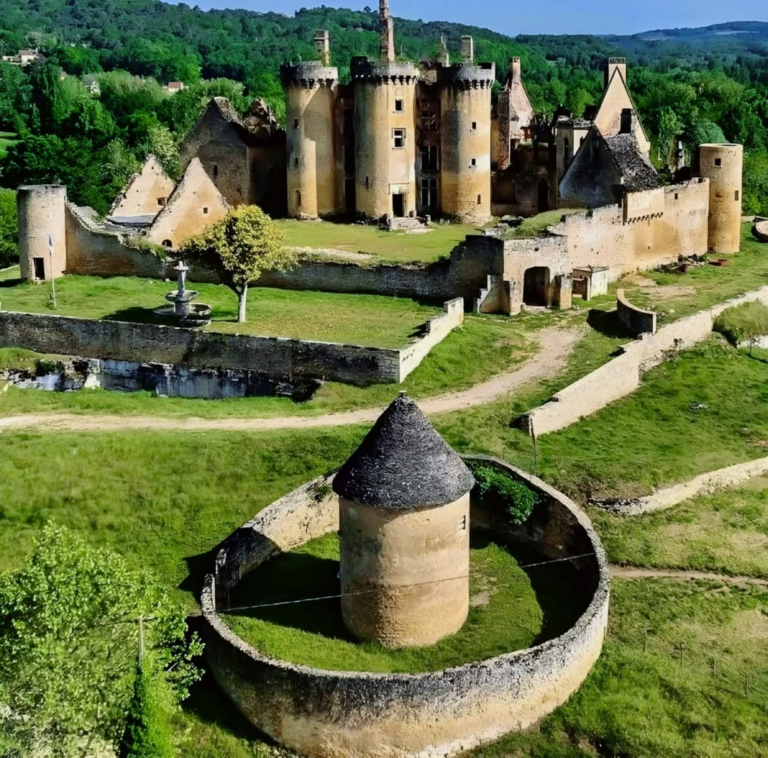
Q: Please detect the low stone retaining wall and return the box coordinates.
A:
[593,456,768,515]
[616,289,657,335]
[201,456,609,758]
[520,285,768,437]
[0,300,463,388]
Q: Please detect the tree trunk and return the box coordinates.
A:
[238,287,248,323]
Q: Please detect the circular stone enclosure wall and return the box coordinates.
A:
[200,457,610,758]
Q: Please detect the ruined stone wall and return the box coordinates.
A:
[18,185,67,281]
[501,236,570,313]
[558,134,623,209]
[284,64,339,219]
[201,457,609,758]
[594,71,650,153]
[616,289,657,335]
[399,297,464,379]
[699,144,743,254]
[0,311,402,386]
[148,159,229,250]
[248,142,287,218]
[521,285,768,436]
[109,156,175,219]
[340,494,470,648]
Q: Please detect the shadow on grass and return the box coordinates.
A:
[587,308,633,344]
[103,305,179,326]
[0,277,23,288]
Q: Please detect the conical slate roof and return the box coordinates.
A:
[333,393,475,509]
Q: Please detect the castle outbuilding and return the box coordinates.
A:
[333,392,475,648]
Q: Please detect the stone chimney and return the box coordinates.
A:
[380,0,395,63]
[605,57,627,88]
[620,108,638,135]
[314,30,330,66]
[509,57,521,83]
[460,36,474,64]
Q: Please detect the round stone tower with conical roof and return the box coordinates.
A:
[333,392,475,648]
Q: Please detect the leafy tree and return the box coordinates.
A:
[118,663,174,758]
[181,206,294,323]
[0,524,203,757]
[0,188,17,267]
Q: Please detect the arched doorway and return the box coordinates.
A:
[523,267,550,306]
[538,178,550,212]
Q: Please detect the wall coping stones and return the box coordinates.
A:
[200,455,609,757]
[616,288,657,335]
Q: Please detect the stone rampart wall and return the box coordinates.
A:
[398,298,463,380]
[616,289,657,335]
[521,285,768,436]
[201,457,609,758]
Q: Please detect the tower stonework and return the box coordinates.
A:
[352,59,418,220]
[334,393,475,649]
[439,58,495,223]
[17,185,67,281]
[699,143,743,254]
[281,59,340,219]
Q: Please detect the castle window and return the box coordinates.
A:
[675,193,679,200]
[162,240,173,248]
[477,194,482,205]
[735,190,740,202]
[365,176,370,189]
[294,158,299,168]
[715,158,722,167]
[296,190,302,207]
[471,121,477,131]
[203,207,209,215]
[470,158,477,168]
[392,128,406,149]
[294,118,299,129]
[157,197,167,207]
[421,177,437,210]
[212,164,219,180]
[420,145,438,171]
[394,99,404,113]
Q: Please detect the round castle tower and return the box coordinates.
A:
[333,392,475,649]
[438,60,495,223]
[281,59,340,219]
[352,59,419,220]
[17,185,67,282]
[699,143,743,254]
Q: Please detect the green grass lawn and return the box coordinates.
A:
[502,208,582,239]
[222,532,585,674]
[593,479,768,579]
[0,270,440,348]
[277,218,483,263]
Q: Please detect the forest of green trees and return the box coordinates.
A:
[0,0,765,266]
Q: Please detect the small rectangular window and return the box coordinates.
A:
[471,121,477,131]
[203,207,209,215]
[157,197,167,207]
[477,194,482,205]
[735,190,740,201]
[394,99,404,113]
[212,164,219,179]
[715,158,722,167]
[392,128,406,149]
[675,193,679,200]
[294,118,299,129]
[470,158,477,168]
[294,158,299,168]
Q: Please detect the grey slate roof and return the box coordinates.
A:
[604,133,660,192]
[333,392,475,509]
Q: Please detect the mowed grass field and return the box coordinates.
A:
[276,218,484,262]
[0,269,441,348]
[1,332,767,754]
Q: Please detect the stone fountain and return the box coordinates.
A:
[154,261,212,327]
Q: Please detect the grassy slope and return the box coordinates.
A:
[277,219,483,263]
[223,533,584,674]
[0,270,440,348]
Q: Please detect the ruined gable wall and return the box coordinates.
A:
[148,160,228,249]
[110,157,175,219]
[594,74,650,153]
[559,134,623,209]
[181,108,251,207]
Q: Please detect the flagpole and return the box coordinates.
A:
[48,234,56,309]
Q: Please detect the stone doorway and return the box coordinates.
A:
[392,193,405,218]
[32,257,45,280]
[538,179,550,212]
[523,266,550,306]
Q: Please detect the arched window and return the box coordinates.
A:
[162,239,173,248]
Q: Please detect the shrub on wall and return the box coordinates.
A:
[469,462,539,525]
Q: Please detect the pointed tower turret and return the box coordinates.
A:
[334,392,475,648]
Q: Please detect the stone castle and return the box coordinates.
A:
[15,0,744,321]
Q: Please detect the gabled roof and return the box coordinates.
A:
[604,133,660,192]
[333,393,475,510]
[594,68,651,147]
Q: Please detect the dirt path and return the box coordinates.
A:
[0,327,580,433]
[610,565,768,587]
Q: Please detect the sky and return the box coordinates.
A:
[173,0,768,36]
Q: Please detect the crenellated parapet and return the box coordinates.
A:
[280,61,338,89]
[437,63,496,89]
[350,57,419,85]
